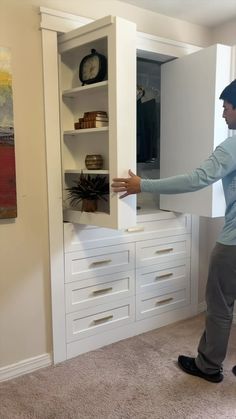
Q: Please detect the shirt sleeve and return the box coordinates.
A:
[141,144,236,194]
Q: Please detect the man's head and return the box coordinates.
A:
[220,79,236,129]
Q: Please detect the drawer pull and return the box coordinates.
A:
[156,297,173,306]
[126,227,144,233]
[91,259,112,267]
[93,315,113,325]
[93,287,113,295]
[155,247,173,254]
[155,273,173,280]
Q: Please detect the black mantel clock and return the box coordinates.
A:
[79,49,107,85]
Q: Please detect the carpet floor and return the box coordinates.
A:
[1,313,236,419]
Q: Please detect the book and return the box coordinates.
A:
[84,111,108,118]
[74,111,109,129]
[81,120,108,129]
[84,116,109,122]
[79,116,108,122]
[74,120,108,129]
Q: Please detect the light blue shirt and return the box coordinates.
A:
[141,135,236,245]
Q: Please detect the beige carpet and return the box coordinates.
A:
[1,313,236,419]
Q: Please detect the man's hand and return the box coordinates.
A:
[111,169,141,198]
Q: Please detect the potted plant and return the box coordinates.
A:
[66,172,109,212]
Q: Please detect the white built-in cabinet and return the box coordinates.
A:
[40,8,233,363]
[63,213,193,359]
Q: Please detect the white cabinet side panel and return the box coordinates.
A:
[109,17,137,229]
[41,29,66,363]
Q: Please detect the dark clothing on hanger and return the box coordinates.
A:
[137,98,160,163]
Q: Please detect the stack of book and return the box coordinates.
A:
[74,111,109,129]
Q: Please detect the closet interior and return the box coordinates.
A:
[136,57,161,212]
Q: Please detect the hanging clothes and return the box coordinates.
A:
[137,97,160,163]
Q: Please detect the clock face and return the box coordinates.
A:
[82,55,100,81]
[79,50,107,85]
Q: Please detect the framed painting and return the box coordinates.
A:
[0,47,17,219]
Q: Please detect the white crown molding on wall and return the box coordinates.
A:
[40,7,92,32]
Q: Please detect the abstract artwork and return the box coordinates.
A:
[0,47,17,219]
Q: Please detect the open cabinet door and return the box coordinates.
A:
[58,16,137,229]
[160,44,231,217]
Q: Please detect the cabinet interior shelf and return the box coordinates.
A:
[65,169,109,175]
[62,81,108,98]
[64,127,109,136]
[63,208,110,224]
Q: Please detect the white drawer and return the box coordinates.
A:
[66,297,135,342]
[136,235,190,268]
[65,243,135,283]
[136,258,190,295]
[136,287,190,321]
[64,213,191,252]
[65,270,135,313]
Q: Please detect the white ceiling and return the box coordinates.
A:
[118,0,236,27]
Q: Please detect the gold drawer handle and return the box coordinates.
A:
[156,297,173,306]
[91,259,112,267]
[155,273,173,280]
[93,287,113,295]
[93,315,113,325]
[155,247,173,254]
[126,227,144,233]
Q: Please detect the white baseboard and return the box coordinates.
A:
[0,353,52,382]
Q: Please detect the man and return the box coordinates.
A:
[111,79,236,384]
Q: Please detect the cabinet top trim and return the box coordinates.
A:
[39,7,200,54]
[58,15,114,45]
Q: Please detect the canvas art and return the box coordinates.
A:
[0,47,17,218]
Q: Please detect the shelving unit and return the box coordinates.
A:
[60,33,110,220]
[58,15,136,229]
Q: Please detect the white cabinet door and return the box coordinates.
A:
[58,16,137,229]
[160,44,231,217]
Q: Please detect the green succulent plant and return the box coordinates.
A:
[66,172,109,207]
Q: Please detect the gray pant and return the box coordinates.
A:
[195,242,236,375]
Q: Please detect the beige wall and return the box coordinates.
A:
[211,18,236,45]
[0,0,221,369]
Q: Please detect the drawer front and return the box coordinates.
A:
[65,243,135,283]
[66,297,135,342]
[65,270,135,313]
[136,258,190,295]
[136,287,190,321]
[136,235,190,268]
[64,213,191,252]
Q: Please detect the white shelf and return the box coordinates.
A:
[65,169,109,175]
[63,208,111,226]
[62,81,108,98]
[64,127,109,136]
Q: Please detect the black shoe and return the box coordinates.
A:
[232,365,236,376]
[178,355,223,383]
